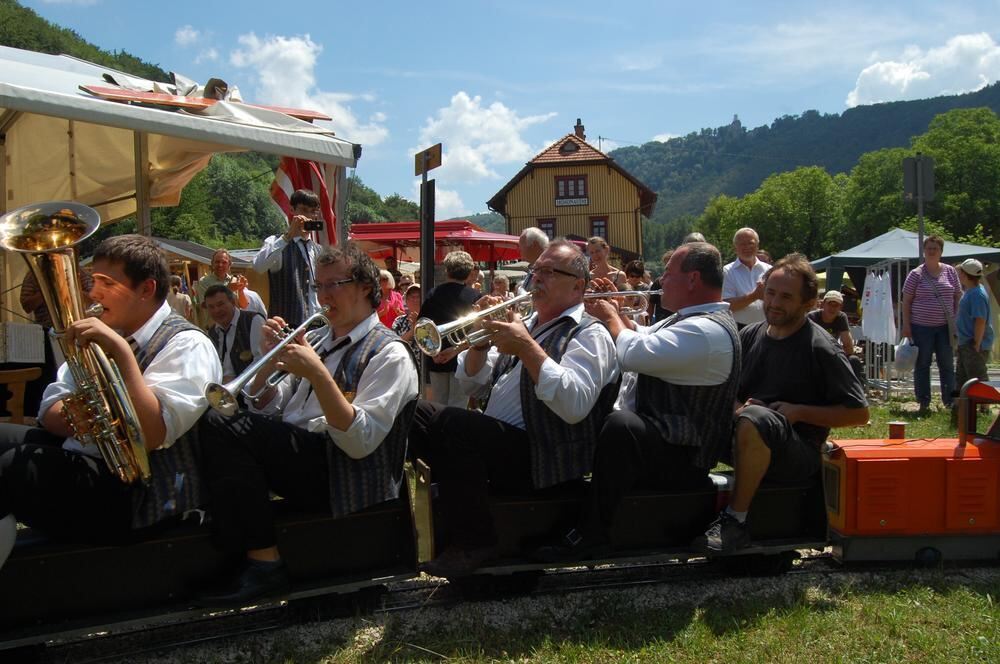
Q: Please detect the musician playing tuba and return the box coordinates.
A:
[0,234,221,569]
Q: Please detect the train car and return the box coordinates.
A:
[1,380,998,657]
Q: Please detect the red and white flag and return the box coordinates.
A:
[270,157,339,245]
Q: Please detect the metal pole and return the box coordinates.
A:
[916,152,924,261]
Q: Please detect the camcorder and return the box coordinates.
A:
[304,220,324,231]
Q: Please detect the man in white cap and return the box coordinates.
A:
[807,289,863,383]
[955,259,993,413]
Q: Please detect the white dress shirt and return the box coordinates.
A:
[40,300,222,456]
[253,313,419,460]
[253,234,322,316]
[615,301,735,411]
[242,287,267,317]
[455,302,619,429]
[722,258,771,325]
[213,308,265,380]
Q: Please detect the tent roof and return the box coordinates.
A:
[0,46,358,221]
[811,228,1000,270]
[350,220,522,262]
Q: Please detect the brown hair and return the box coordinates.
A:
[93,235,169,302]
[924,235,945,251]
[765,253,819,302]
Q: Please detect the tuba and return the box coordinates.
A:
[0,202,150,484]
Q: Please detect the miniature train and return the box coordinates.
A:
[1,380,998,656]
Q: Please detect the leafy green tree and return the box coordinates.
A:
[841,147,910,246]
[381,194,420,221]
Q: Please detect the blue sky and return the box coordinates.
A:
[22,0,1000,218]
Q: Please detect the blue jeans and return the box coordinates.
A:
[910,323,955,407]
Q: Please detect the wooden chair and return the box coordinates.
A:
[0,368,43,424]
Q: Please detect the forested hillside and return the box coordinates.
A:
[612,83,1000,255]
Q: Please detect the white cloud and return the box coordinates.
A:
[174,25,200,47]
[652,133,678,143]
[614,51,663,72]
[414,91,556,184]
[230,33,389,146]
[194,48,218,65]
[846,33,1000,107]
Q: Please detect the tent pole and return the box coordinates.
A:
[133,131,151,236]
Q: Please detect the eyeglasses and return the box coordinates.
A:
[312,277,355,292]
[529,266,583,280]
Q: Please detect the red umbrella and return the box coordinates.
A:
[349,220,521,263]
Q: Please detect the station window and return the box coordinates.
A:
[590,217,607,240]
[537,219,556,239]
[555,175,587,200]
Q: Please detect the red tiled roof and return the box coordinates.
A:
[529,133,609,164]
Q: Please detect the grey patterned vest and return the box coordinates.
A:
[208,309,263,377]
[326,325,417,518]
[267,240,312,328]
[635,308,741,470]
[130,314,209,529]
[491,314,619,489]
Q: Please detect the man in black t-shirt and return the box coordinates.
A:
[418,251,481,407]
[806,290,865,385]
[693,254,868,554]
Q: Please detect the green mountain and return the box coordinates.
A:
[611,82,1000,229]
[0,0,167,80]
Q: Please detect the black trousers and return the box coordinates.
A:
[581,410,707,541]
[412,400,533,548]
[199,409,332,554]
[0,423,133,544]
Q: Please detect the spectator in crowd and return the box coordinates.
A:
[392,284,423,357]
[807,290,865,384]
[396,273,414,294]
[722,227,770,329]
[491,274,512,300]
[384,255,403,287]
[651,249,674,323]
[954,258,993,420]
[683,232,706,244]
[901,235,961,413]
[418,251,481,407]
[197,249,266,318]
[377,270,406,328]
[517,228,550,295]
[253,189,323,328]
[167,275,194,322]
[588,237,625,289]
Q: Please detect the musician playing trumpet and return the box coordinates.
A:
[0,235,221,569]
[196,242,418,607]
[412,239,619,579]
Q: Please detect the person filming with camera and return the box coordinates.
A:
[253,189,324,329]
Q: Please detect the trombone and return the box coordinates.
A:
[584,289,662,317]
[413,291,533,357]
[205,307,331,416]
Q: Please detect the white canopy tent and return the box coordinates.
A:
[0,45,360,323]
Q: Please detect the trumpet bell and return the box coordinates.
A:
[205,382,239,417]
[413,317,443,357]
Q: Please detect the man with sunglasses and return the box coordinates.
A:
[197,242,419,606]
[413,239,619,578]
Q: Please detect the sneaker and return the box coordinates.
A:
[691,510,751,554]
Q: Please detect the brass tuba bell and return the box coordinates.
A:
[0,201,150,484]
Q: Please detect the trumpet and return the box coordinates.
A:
[584,289,662,317]
[413,291,534,357]
[205,307,331,416]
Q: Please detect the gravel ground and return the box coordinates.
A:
[116,563,1000,663]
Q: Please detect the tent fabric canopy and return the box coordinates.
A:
[811,228,1000,270]
[0,45,359,222]
[350,220,522,263]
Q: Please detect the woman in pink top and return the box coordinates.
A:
[901,235,962,412]
[377,269,406,328]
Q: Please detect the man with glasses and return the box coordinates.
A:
[535,242,741,562]
[197,242,419,606]
[413,239,619,578]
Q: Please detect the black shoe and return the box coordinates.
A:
[196,559,291,608]
[530,528,611,564]
[420,544,499,579]
[691,510,751,555]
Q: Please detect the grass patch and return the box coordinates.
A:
[836,397,996,441]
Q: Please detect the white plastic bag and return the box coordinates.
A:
[894,337,918,373]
